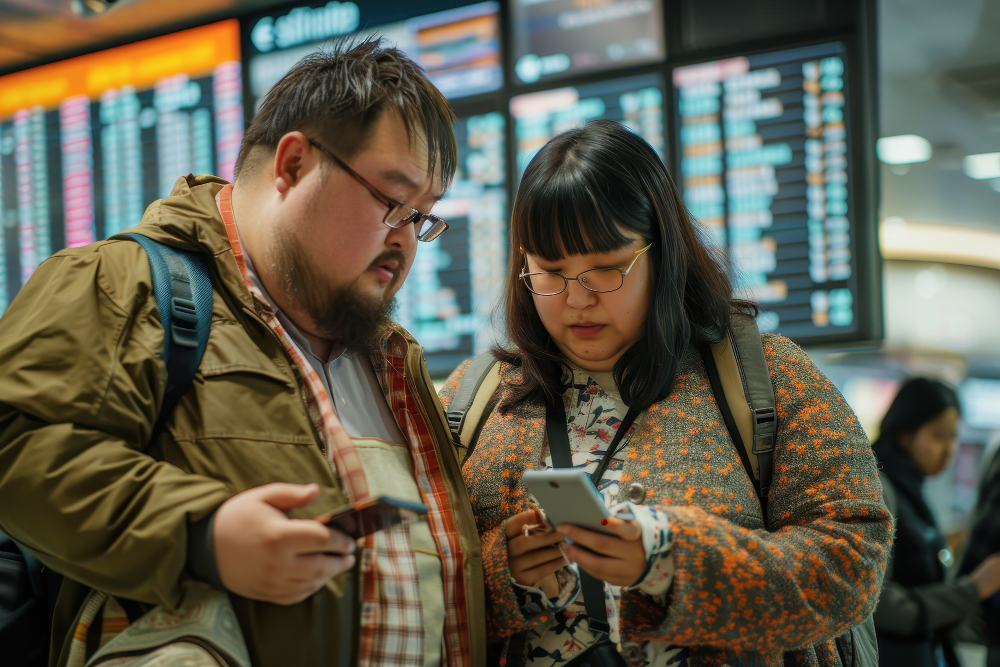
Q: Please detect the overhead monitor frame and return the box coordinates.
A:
[666,14,880,348]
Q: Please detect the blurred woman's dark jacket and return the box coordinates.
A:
[874,442,979,667]
[959,446,1000,654]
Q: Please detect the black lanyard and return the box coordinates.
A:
[543,397,640,636]
[545,400,640,484]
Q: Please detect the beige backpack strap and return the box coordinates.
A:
[445,353,502,457]
[710,333,759,482]
[705,313,777,504]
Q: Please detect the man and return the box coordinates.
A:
[0,38,484,666]
[959,445,1000,666]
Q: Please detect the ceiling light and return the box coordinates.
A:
[963,152,1000,180]
[876,135,932,165]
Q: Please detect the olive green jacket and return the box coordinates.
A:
[0,175,485,666]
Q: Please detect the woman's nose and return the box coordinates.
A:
[564,279,597,308]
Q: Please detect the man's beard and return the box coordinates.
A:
[271,233,401,357]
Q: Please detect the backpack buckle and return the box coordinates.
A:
[170,296,199,348]
[752,407,776,454]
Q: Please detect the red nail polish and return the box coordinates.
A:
[601,518,608,526]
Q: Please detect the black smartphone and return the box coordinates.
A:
[325,496,428,539]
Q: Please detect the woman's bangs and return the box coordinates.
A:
[514,174,634,261]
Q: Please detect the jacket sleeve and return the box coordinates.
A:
[874,471,981,636]
[0,242,234,610]
[960,447,1000,575]
[619,334,893,656]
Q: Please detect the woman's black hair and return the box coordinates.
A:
[872,378,961,452]
[494,119,754,411]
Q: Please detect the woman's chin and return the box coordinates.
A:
[562,346,620,371]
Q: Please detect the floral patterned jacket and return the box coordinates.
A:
[440,334,893,666]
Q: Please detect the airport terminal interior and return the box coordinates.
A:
[1,0,999,662]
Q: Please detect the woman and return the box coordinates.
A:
[440,120,892,666]
[872,378,1000,667]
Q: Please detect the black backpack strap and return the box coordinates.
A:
[115,233,213,449]
[446,352,501,462]
[545,400,611,637]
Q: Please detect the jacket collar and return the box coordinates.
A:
[124,174,257,313]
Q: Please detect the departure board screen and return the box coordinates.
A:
[511,0,665,84]
[0,21,244,312]
[511,74,665,177]
[393,112,507,375]
[674,42,859,340]
[246,2,502,109]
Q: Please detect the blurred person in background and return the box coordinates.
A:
[441,120,892,666]
[873,378,1000,667]
[958,442,1000,666]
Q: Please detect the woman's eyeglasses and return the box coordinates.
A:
[519,244,653,296]
[308,138,449,242]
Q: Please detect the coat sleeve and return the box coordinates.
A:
[0,242,234,610]
[619,335,893,655]
[440,360,553,645]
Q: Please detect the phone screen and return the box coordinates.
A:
[325,497,428,539]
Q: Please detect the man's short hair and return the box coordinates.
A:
[234,36,457,186]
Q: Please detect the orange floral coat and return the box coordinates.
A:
[440,334,893,666]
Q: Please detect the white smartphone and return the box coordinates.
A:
[522,468,632,536]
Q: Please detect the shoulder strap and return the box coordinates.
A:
[446,352,501,458]
[115,233,213,448]
[704,314,777,511]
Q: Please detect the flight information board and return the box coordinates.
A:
[511,0,665,84]
[246,1,502,109]
[393,112,507,375]
[511,74,666,178]
[0,21,244,311]
[673,42,858,340]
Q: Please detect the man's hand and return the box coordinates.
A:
[213,483,356,605]
[557,516,645,587]
[506,509,566,597]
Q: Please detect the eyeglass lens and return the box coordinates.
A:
[525,268,624,295]
[384,205,448,242]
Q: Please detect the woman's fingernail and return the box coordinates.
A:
[601,518,608,526]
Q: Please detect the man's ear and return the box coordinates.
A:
[272,131,315,193]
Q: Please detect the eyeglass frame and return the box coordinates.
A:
[307,138,449,242]
[519,243,654,296]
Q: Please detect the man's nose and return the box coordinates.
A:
[384,219,418,252]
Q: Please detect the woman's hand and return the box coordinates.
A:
[506,509,567,596]
[557,516,646,587]
[971,552,1000,600]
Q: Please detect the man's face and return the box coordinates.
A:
[265,111,444,351]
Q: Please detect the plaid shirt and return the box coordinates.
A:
[218,185,470,666]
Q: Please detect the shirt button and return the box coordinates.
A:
[627,482,646,505]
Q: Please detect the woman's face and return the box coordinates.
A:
[901,406,960,476]
[524,234,652,372]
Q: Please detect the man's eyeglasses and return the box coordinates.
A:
[308,138,449,242]
[519,243,653,296]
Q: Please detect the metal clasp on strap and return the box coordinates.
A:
[170,296,199,348]
[752,407,776,454]
[588,618,611,635]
